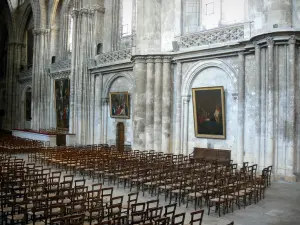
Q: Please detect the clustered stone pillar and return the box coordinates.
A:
[161,57,172,153]
[69,3,103,144]
[133,57,147,150]
[153,57,163,151]
[101,98,109,144]
[5,42,22,130]
[145,57,155,150]
[237,52,245,166]
[286,36,296,178]
[94,74,103,144]
[31,29,51,130]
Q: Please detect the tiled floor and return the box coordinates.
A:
[14,154,300,225]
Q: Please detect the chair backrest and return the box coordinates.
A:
[164,203,177,218]
[154,217,170,225]
[190,209,204,225]
[172,213,186,225]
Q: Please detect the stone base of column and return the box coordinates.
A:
[274,174,296,182]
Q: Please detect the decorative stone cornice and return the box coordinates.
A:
[49,71,70,80]
[154,56,163,63]
[50,59,71,74]
[33,29,50,36]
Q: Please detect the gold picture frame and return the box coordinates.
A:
[109,92,130,119]
[192,86,226,139]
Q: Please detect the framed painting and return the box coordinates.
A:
[192,86,226,139]
[55,79,70,129]
[109,92,130,119]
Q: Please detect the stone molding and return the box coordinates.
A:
[178,23,245,49]
[182,59,237,96]
[95,48,132,66]
[19,67,33,83]
[289,35,297,45]
[32,29,50,36]
[266,37,274,46]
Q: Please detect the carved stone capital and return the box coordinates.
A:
[162,56,173,63]
[146,56,155,63]
[93,5,105,13]
[79,8,89,15]
[266,37,274,46]
[154,56,163,63]
[289,35,297,45]
[102,98,109,105]
[71,9,79,18]
[182,95,190,103]
[49,71,70,80]
[132,56,146,64]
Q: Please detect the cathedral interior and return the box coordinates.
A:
[0,0,300,225]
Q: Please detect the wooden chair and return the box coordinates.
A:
[172,212,186,225]
[188,210,204,225]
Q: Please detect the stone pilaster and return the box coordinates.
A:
[133,56,147,150]
[237,52,245,166]
[162,57,172,153]
[266,37,274,168]
[154,57,163,151]
[254,42,261,167]
[174,61,182,154]
[145,57,155,150]
[182,95,190,155]
[94,74,103,144]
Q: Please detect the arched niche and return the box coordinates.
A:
[181,59,238,158]
[102,72,135,147]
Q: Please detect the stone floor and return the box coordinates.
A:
[13,154,300,225]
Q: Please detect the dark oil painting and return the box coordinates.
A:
[192,86,226,139]
[55,79,70,129]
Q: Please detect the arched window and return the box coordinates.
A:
[122,0,133,36]
[97,43,103,54]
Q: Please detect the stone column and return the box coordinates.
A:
[174,62,183,154]
[94,74,103,144]
[266,37,274,168]
[182,96,190,155]
[286,36,296,179]
[145,57,155,150]
[102,98,109,144]
[237,52,245,166]
[31,29,50,130]
[133,56,147,150]
[154,57,163,151]
[162,57,172,153]
[254,42,261,166]
[5,42,22,130]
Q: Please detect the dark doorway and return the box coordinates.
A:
[116,122,124,152]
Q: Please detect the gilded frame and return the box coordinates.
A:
[192,86,226,139]
[109,91,130,119]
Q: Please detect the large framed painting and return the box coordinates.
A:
[109,92,130,119]
[55,79,70,129]
[192,86,226,139]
